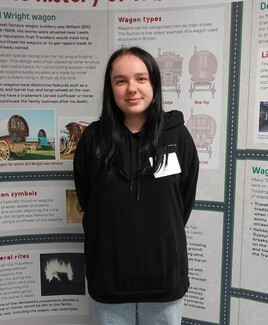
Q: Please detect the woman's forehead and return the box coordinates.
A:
[111,54,148,75]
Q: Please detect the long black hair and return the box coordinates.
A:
[98,46,166,177]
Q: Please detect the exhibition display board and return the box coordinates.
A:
[0,0,267,324]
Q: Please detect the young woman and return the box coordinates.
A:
[74,47,199,324]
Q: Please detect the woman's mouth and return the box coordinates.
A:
[126,98,141,104]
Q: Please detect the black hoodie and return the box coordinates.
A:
[73,110,199,303]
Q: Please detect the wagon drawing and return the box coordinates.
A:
[60,121,89,155]
[37,129,54,150]
[186,111,216,158]
[155,48,183,98]
[25,129,54,152]
[0,114,29,160]
[189,46,218,98]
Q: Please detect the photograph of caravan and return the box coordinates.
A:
[0,109,55,161]
[59,116,97,160]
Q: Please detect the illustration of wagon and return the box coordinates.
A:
[155,48,183,98]
[25,129,54,152]
[186,111,216,158]
[60,121,89,155]
[189,46,218,98]
[37,129,54,149]
[0,114,29,160]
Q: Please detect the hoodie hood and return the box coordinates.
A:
[164,110,185,131]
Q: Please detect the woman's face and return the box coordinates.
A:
[110,54,153,120]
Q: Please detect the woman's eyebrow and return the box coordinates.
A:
[112,74,125,80]
[112,72,149,79]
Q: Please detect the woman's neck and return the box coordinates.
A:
[124,115,146,133]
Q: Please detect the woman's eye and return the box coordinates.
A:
[116,79,125,85]
[138,77,147,82]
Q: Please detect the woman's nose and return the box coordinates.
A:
[127,80,137,93]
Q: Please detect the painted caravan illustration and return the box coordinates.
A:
[0,110,55,161]
[188,46,218,98]
[186,111,217,158]
[60,120,89,159]
[0,114,29,160]
[155,48,183,98]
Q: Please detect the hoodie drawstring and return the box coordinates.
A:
[129,133,134,194]
[128,131,141,201]
[136,137,140,201]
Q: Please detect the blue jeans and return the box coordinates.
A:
[88,296,184,325]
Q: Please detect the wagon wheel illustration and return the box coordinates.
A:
[65,141,76,155]
[13,143,27,157]
[60,143,66,153]
[30,145,36,151]
[208,145,212,159]
[189,83,193,99]
[211,82,216,98]
[0,140,10,161]
[176,83,181,98]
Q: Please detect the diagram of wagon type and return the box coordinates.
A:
[155,48,183,98]
[189,46,218,99]
[186,111,217,159]
[0,114,29,161]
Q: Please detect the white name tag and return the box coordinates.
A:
[149,152,181,178]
